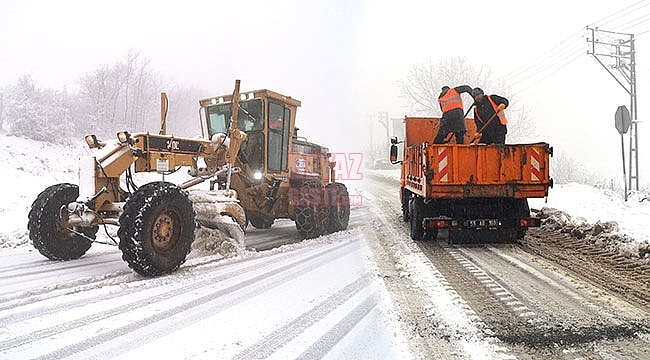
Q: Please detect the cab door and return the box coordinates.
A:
[267,101,291,174]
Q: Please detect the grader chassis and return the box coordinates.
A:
[28,80,350,276]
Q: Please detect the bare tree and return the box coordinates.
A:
[397,56,536,143]
[163,84,210,137]
[76,51,163,138]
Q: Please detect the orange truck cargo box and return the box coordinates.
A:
[403,142,552,199]
[399,117,552,200]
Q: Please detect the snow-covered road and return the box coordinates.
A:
[0,205,411,359]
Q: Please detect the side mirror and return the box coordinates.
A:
[390,144,399,163]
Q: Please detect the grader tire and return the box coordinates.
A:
[118,182,195,277]
[294,181,327,239]
[28,183,95,260]
[325,182,350,233]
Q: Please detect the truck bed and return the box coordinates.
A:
[402,142,552,199]
[400,117,552,200]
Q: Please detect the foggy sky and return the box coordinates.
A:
[1,0,648,187]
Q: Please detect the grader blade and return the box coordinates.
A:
[187,189,247,257]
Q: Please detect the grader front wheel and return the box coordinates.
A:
[118,182,195,277]
[28,183,96,260]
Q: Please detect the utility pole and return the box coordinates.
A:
[378,111,390,141]
[587,27,640,192]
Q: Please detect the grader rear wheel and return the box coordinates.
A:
[325,182,350,233]
[118,182,195,277]
[294,180,327,239]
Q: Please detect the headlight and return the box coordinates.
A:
[117,131,131,144]
[85,135,98,148]
[254,171,263,180]
[84,134,105,149]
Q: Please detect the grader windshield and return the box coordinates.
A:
[204,97,292,175]
[206,99,264,134]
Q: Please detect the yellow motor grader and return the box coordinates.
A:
[28,80,350,276]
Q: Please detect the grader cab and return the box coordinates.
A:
[198,85,350,239]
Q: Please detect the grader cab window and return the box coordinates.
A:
[267,101,290,173]
[205,99,264,136]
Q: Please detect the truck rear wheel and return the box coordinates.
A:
[515,199,531,240]
[401,188,411,222]
[424,228,439,241]
[409,196,424,240]
[325,182,350,233]
[28,183,95,260]
[118,182,195,277]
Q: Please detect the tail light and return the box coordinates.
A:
[519,218,540,228]
[425,218,457,229]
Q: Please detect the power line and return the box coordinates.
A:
[504,30,585,83]
[614,13,650,32]
[505,1,650,94]
[510,47,586,93]
[590,0,649,27]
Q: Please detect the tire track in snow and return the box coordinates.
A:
[233,274,374,359]
[0,232,337,315]
[0,252,119,278]
[2,239,361,359]
[296,292,380,360]
[0,241,338,325]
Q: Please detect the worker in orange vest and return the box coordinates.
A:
[433,85,473,144]
[472,87,509,144]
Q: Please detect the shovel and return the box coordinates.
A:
[470,103,506,144]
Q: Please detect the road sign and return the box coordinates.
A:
[615,105,631,134]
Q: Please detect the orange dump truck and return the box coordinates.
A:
[389,117,553,243]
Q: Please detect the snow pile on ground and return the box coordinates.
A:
[532,196,650,261]
[529,183,650,261]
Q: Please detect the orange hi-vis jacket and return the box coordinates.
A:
[476,95,508,125]
[438,88,463,113]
